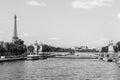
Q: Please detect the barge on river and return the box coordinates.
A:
[0,56,27,62]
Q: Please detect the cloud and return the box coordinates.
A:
[20,32,39,38]
[48,37,60,41]
[93,38,108,46]
[108,13,120,25]
[72,0,114,9]
[0,31,5,34]
[20,33,30,38]
[26,0,46,7]
[112,22,119,24]
[117,13,120,19]
[99,38,107,41]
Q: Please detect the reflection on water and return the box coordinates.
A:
[0,58,120,80]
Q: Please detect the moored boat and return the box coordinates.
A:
[27,54,40,60]
[39,54,48,59]
[27,41,48,60]
[0,56,27,62]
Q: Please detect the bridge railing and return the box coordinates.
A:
[97,52,120,60]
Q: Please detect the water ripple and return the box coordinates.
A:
[0,59,120,80]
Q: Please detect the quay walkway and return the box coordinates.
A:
[0,57,27,62]
[97,52,120,62]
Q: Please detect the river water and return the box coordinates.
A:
[0,58,120,80]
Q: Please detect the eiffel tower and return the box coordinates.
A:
[12,15,19,42]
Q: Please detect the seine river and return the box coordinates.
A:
[0,58,120,80]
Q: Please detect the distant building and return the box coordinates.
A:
[74,46,88,51]
[12,15,19,42]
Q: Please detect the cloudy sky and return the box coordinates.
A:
[0,0,120,48]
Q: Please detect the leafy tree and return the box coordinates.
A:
[9,43,17,56]
[0,44,5,56]
[101,46,108,53]
[116,41,120,52]
[27,45,34,52]
[3,42,10,57]
[14,39,27,55]
[0,42,5,56]
[14,39,24,45]
[113,46,118,53]
[8,39,27,56]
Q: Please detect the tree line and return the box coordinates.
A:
[74,46,99,52]
[0,39,27,57]
[2,40,119,57]
[27,44,75,54]
[0,41,75,57]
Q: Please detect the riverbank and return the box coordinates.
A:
[54,53,98,59]
[0,57,27,62]
[0,53,98,62]
[55,55,97,59]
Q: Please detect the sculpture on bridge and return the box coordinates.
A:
[39,42,43,54]
[34,41,38,55]
[108,40,114,54]
[33,41,43,55]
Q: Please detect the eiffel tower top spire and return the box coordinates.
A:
[12,14,18,42]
